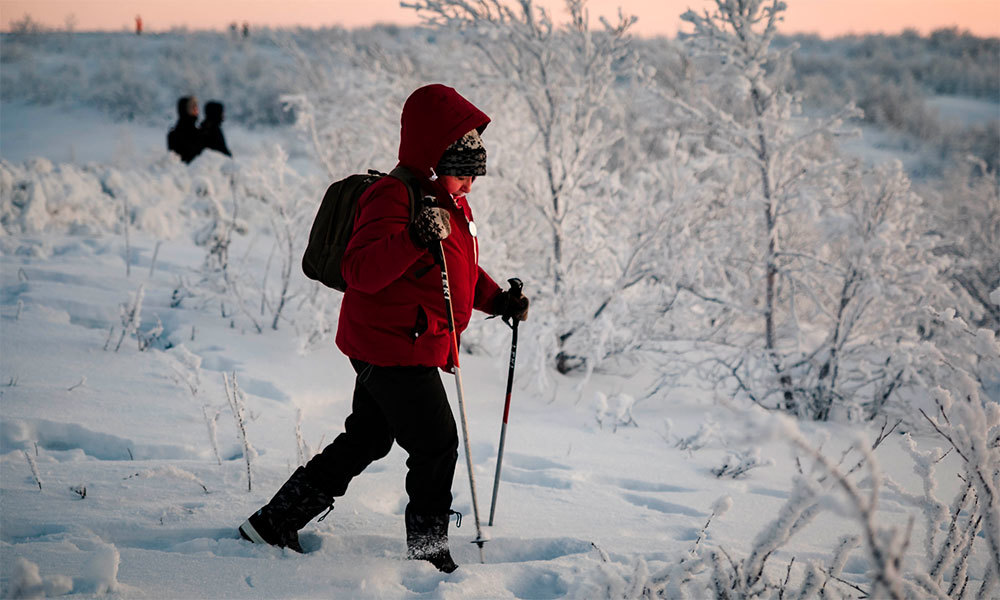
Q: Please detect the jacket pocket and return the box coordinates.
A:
[409,305,428,341]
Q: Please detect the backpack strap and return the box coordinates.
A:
[387,166,428,221]
[389,166,440,280]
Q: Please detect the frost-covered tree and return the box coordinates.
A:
[788,162,952,421]
[924,159,1000,332]
[404,0,686,376]
[661,0,951,420]
[279,30,425,179]
[275,30,432,348]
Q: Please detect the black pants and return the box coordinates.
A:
[302,359,459,516]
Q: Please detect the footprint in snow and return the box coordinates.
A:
[601,475,695,493]
[502,453,572,471]
[622,493,704,517]
[462,537,592,564]
[498,467,572,490]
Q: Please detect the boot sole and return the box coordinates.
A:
[239,519,268,545]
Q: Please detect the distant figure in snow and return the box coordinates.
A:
[135,15,142,35]
[242,22,249,38]
[200,101,232,158]
[167,96,204,164]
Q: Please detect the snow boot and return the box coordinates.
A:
[239,466,333,553]
[405,507,459,573]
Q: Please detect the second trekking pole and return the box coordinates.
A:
[430,240,487,564]
[488,278,522,526]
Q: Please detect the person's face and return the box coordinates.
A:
[441,175,476,196]
[188,99,199,118]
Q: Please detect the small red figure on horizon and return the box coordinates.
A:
[135,15,142,35]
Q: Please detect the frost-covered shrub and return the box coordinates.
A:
[90,55,160,122]
[923,159,1000,332]
[649,0,957,421]
[0,31,298,127]
[400,0,693,383]
[778,29,1000,174]
[592,398,997,599]
[0,157,209,237]
[711,448,773,479]
[1,147,329,339]
[1,159,123,234]
[107,284,163,352]
[594,392,638,432]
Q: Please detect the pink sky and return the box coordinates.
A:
[2,0,998,38]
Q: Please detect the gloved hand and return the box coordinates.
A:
[410,206,452,248]
[494,280,529,322]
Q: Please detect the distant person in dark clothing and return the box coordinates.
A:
[167,96,204,164]
[200,101,232,157]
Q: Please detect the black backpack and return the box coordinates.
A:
[302,166,420,291]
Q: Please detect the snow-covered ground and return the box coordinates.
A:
[0,227,952,598]
[926,95,1000,127]
[0,102,315,176]
[0,103,994,597]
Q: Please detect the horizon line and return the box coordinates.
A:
[3,21,998,41]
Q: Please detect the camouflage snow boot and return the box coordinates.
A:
[239,466,333,553]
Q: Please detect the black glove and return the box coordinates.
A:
[410,206,451,248]
[494,279,529,323]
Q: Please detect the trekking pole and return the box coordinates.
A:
[488,278,522,527]
[430,240,488,564]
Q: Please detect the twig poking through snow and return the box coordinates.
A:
[294,407,310,466]
[67,376,86,391]
[23,450,42,490]
[712,447,774,478]
[124,466,208,493]
[203,405,222,466]
[591,542,611,563]
[149,240,162,278]
[224,372,256,491]
[114,285,144,352]
[102,325,114,351]
[693,496,733,554]
[122,188,131,278]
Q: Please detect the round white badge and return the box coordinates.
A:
[468,221,478,237]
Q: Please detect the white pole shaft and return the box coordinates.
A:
[452,365,486,564]
[436,247,486,563]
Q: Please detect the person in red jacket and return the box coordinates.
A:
[239,84,529,573]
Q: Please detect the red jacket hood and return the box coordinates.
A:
[398,84,490,181]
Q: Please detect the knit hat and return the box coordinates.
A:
[436,129,487,177]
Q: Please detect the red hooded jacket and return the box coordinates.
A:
[335,85,503,368]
